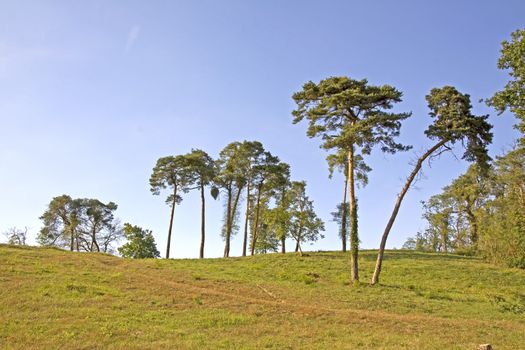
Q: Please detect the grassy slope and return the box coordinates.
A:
[1,245,524,349]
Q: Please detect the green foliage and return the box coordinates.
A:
[292,76,412,155]
[38,195,79,249]
[149,155,196,205]
[478,148,525,268]
[327,151,371,187]
[215,142,247,234]
[38,196,121,253]
[425,86,493,168]
[487,28,525,138]
[118,224,160,259]
[184,149,216,190]
[288,181,325,251]
[413,147,525,268]
[252,215,280,254]
[331,202,350,240]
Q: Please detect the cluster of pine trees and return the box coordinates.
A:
[37,195,121,254]
[149,141,324,259]
[34,141,326,260]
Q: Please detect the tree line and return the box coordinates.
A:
[3,27,524,285]
[149,142,324,259]
[404,147,525,268]
[31,141,325,260]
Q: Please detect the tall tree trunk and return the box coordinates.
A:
[464,200,478,246]
[223,187,233,258]
[341,175,348,252]
[70,230,74,251]
[442,231,448,253]
[166,187,177,259]
[91,227,100,252]
[294,226,303,255]
[297,242,303,256]
[229,187,242,257]
[348,145,359,282]
[250,184,263,256]
[371,139,447,285]
[199,182,206,259]
[281,236,286,254]
[224,186,242,258]
[242,184,250,257]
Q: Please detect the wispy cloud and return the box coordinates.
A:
[125,25,141,53]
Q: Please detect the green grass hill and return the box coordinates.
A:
[1,245,524,349]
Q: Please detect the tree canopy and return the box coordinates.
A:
[487,28,525,138]
[118,224,160,259]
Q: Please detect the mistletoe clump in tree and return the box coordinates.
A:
[292,76,412,281]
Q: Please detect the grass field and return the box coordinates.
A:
[1,244,524,349]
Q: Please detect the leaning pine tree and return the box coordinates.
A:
[371,86,493,285]
[292,76,412,281]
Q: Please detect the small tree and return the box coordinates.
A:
[371,86,493,285]
[150,156,195,259]
[421,195,454,253]
[253,207,280,254]
[331,202,350,250]
[118,224,160,259]
[288,181,325,256]
[4,227,28,245]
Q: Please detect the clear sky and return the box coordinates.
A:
[0,0,523,258]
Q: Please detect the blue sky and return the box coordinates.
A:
[0,0,523,258]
